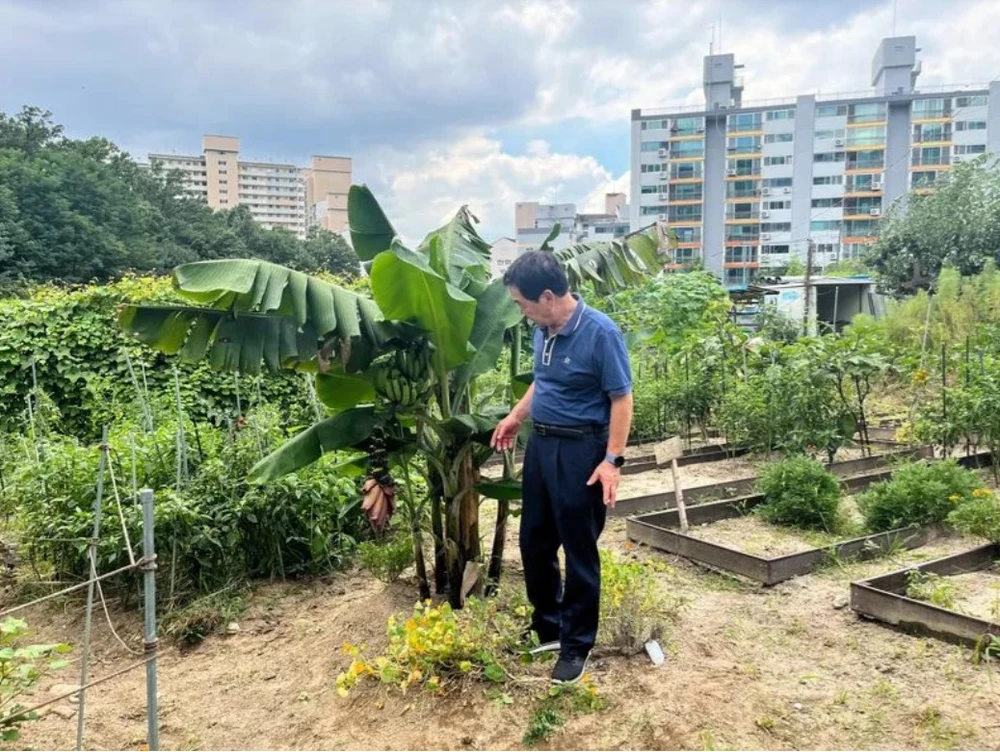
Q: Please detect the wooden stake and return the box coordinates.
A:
[670,458,689,533]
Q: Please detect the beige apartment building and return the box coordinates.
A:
[147,135,351,238]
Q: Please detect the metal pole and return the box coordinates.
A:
[76,426,109,751]
[140,488,159,751]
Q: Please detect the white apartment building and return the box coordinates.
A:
[630,36,1000,288]
[514,193,630,252]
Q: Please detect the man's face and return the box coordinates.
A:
[508,286,555,326]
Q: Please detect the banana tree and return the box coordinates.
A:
[119,186,662,606]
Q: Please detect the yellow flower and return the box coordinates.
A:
[948,494,960,504]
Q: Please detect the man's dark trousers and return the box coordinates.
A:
[520,428,607,656]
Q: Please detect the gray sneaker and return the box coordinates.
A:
[551,652,588,684]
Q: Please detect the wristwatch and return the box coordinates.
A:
[605,452,626,468]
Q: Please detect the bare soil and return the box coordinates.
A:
[9,454,1000,751]
[946,566,1000,624]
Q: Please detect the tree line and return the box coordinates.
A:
[0,106,359,287]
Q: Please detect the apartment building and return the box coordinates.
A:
[147,136,352,239]
[515,193,630,252]
[630,36,1000,288]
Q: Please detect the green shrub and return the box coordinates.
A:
[754,456,841,531]
[0,618,71,742]
[598,550,685,654]
[358,533,414,583]
[947,489,1000,541]
[858,459,982,533]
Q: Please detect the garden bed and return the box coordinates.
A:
[624,450,994,585]
[850,543,1000,647]
[612,446,932,518]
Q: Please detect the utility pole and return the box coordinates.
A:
[803,240,815,336]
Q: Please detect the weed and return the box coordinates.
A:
[523,706,564,746]
[754,715,776,732]
[905,570,961,611]
[522,679,604,747]
[915,705,977,750]
[162,587,249,646]
[598,550,686,654]
[357,532,413,583]
[833,689,849,705]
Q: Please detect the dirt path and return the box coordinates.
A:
[11,457,1000,750]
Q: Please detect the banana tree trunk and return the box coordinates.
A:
[429,469,447,595]
[487,328,521,595]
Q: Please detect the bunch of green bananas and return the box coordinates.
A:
[372,364,422,409]
[394,345,432,382]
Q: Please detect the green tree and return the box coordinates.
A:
[865,156,1000,295]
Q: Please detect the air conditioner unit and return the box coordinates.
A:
[761,188,771,196]
[869,208,881,216]
[761,233,772,241]
[835,138,845,146]
[871,181,883,191]
[696,125,706,133]
[782,187,792,194]
[659,173,669,181]
[953,156,963,163]
[761,211,771,218]
[726,168,737,176]
[658,148,668,157]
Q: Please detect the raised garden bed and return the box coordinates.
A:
[612,447,932,518]
[851,543,1000,647]
[623,450,993,585]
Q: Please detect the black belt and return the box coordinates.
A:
[532,422,607,438]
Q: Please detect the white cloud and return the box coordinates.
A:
[363,134,613,243]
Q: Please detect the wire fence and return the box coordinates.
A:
[0,425,160,751]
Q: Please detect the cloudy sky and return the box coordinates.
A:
[3,0,1000,242]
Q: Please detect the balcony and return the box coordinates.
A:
[846,160,884,171]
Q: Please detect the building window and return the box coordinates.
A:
[766,109,795,121]
[845,219,877,236]
[672,140,705,157]
[815,128,846,141]
[816,244,838,255]
[912,146,949,167]
[955,120,987,131]
[811,198,843,208]
[725,246,758,263]
[848,102,886,124]
[670,161,703,179]
[766,200,791,210]
[726,202,758,220]
[847,150,885,170]
[727,136,761,154]
[764,133,794,144]
[670,205,703,222]
[764,156,792,166]
[724,267,755,287]
[912,123,951,142]
[813,175,844,185]
[816,104,847,118]
[726,224,760,239]
[673,117,704,135]
[846,126,886,147]
[728,158,761,176]
[728,113,762,132]
[954,144,987,155]
[641,141,667,152]
[726,179,759,199]
[762,177,793,188]
[761,222,791,233]
[810,220,841,232]
[814,151,845,163]
[669,183,703,201]
[955,95,987,108]
[640,164,662,173]
[912,98,950,119]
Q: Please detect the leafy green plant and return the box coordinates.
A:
[0,617,71,742]
[598,550,684,654]
[857,459,982,533]
[947,489,1000,541]
[358,533,414,583]
[754,456,841,531]
[522,682,605,747]
[906,571,960,610]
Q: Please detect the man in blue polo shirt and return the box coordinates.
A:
[491,250,633,684]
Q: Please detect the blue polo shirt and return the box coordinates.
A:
[530,295,632,427]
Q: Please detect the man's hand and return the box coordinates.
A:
[587,460,621,508]
[490,413,523,452]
